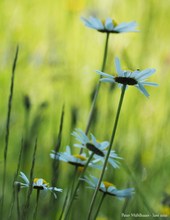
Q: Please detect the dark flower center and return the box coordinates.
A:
[86,143,105,157]
[115,76,137,85]
[69,161,85,167]
[98,29,119,34]
[33,186,44,190]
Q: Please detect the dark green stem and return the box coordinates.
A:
[93,194,106,220]
[63,153,94,220]
[16,189,21,220]
[22,138,38,220]
[87,85,126,220]
[84,33,110,136]
[1,46,19,217]
[33,189,40,220]
[8,138,24,220]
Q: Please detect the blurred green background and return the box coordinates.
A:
[0,0,170,219]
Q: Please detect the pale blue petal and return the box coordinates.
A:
[108,158,120,168]
[100,78,115,83]
[105,18,114,30]
[114,57,124,76]
[81,17,97,29]
[20,172,29,185]
[141,82,158,87]
[100,141,109,150]
[96,70,114,78]
[114,188,135,198]
[89,17,104,30]
[114,21,138,32]
[136,68,156,80]
[136,83,149,97]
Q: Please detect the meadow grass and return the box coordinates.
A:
[0,0,170,220]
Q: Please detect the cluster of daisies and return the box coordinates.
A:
[15,15,157,216]
[16,129,133,199]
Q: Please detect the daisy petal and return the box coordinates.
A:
[105,18,114,30]
[136,68,156,80]
[89,16,104,30]
[136,83,150,97]
[100,78,115,83]
[96,70,114,78]
[114,57,124,76]
[141,82,158,87]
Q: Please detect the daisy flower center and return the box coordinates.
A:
[115,76,137,85]
[102,19,117,27]
[103,181,115,189]
[86,142,105,157]
[33,178,49,190]
[73,154,87,161]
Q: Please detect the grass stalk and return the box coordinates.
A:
[22,138,38,220]
[8,138,24,219]
[1,46,19,217]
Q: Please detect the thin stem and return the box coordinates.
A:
[59,188,70,220]
[84,33,110,136]
[22,138,38,220]
[1,46,19,217]
[93,194,106,220]
[33,190,40,220]
[16,189,21,220]
[87,85,126,220]
[8,138,24,220]
[63,153,94,220]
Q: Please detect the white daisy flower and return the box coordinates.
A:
[50,146,101,169]
[81,16,138,33]
[15,172,62,199]
[72,129,121,168]
[97,57,158,97]
[82,175,134,198]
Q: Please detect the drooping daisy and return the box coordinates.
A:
[72,129,121,168]
[15,172,62,199]
[82,175,134,199]
[97,57,158,97]
[81,16,138,33]
[50,146,101,169]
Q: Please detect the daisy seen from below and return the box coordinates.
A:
[97,57,158,97]
[15,172,62,199]
[81,16,138,33]
[50,145,101,169]
[72,128,121,168]
[82,175,134,198]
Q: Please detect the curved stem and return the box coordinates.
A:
[33,189,40,220]
[1,46,19,217]
[63,153,94,220]
[93,194,106,220]
[84,33,110,136]
[87,85,126,220]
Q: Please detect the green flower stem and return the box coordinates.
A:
[84,33,110,136]
[93,194,106,220]
[33,189,40,220]
[87,85,126,220]
[63,152,94,220]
